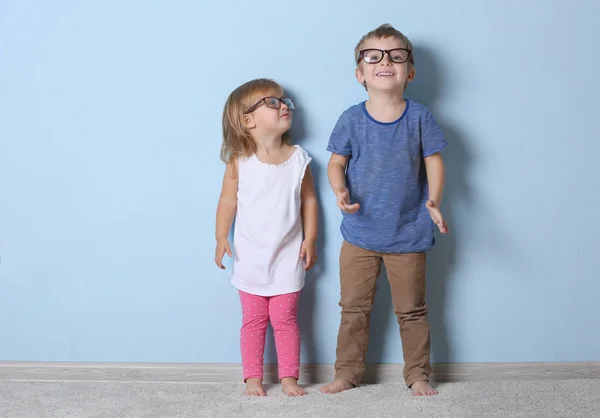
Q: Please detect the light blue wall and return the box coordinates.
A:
[1,0,599,364]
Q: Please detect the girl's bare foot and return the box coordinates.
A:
[281,377,306,396]
[410,381,438,396]
[319,378,354,394]
[244,378,266,396]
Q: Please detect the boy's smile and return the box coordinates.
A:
[375,69,396,77]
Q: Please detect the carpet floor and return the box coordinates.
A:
[1,380,599,417]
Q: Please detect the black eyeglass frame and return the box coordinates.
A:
[357,48,412,64]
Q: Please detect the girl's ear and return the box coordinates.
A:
[244,114,256,129]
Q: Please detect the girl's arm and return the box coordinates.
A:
[215,160,238,269]
[300,164,318,270]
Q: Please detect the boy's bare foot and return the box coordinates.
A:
[281,377,306,396]
[410,381,438,396]
[244,378,266,396]
[319,378,354,394]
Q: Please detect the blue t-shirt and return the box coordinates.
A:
[327,100,447,253]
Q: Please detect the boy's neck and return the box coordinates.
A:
[365,90,407,123]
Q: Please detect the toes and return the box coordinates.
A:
[246,388,266,396]
[412,388,437,396]
[286,386,306,396]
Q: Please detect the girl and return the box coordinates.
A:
[215,79,318,397]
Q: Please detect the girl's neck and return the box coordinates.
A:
[252,134,296,165]
[253,134,284,155]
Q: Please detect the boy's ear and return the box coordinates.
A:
[355,66,366,85]
[243,114,256,129]
[406,66,416,83]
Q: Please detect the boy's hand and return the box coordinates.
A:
[300,239,318,270]
[335,187,360,214]
[215,238,232,269]
[426,200,449,234]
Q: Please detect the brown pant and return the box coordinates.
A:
[334,240,431,388]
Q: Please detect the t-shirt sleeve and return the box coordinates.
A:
[326,111,352,156]
[421,110,447,157]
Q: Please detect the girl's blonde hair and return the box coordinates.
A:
[221,78,291,164]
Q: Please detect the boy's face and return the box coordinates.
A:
[355,36,415,93]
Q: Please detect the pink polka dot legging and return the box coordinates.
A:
[239,290,301,382]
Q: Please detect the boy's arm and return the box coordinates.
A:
[215,160,238,269]
[424,152,448,233]
[423,152,445,205]
[327,153,360,213]
[300,165,318,270]
[327,153,349,193]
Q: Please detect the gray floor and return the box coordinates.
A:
[1,380,600,418]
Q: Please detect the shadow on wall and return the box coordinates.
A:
[363,44,475,381]
[264,47,477,382]
[263,89,326,383]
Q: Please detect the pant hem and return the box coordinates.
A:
[334,371,360,387]
[405,374,429,388]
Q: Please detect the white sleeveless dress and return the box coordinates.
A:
[231,145,312,297]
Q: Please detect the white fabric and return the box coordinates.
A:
[231,145,311,297]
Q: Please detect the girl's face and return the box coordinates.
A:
[243,94,294,137]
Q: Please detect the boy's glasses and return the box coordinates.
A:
[244,97,295,114]
[357,48,412,64]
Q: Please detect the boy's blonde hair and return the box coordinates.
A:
[354,24,414,90]
[221,78,291,164]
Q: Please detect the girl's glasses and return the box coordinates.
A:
[357,48,412,64]
[244,97,295,114]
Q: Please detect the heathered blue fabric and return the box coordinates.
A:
[327,100,447,253]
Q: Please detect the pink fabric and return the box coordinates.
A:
[239,290,301,381]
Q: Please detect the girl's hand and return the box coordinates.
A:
[300,240,318,271]
[426,200,449,234]
[215,238,232,269]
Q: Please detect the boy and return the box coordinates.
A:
[320,24,448,397]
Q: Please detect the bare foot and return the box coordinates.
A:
[319,378,354,394]
[281,377,306,397]
[244,378,266,396]
[410,381,438,396]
